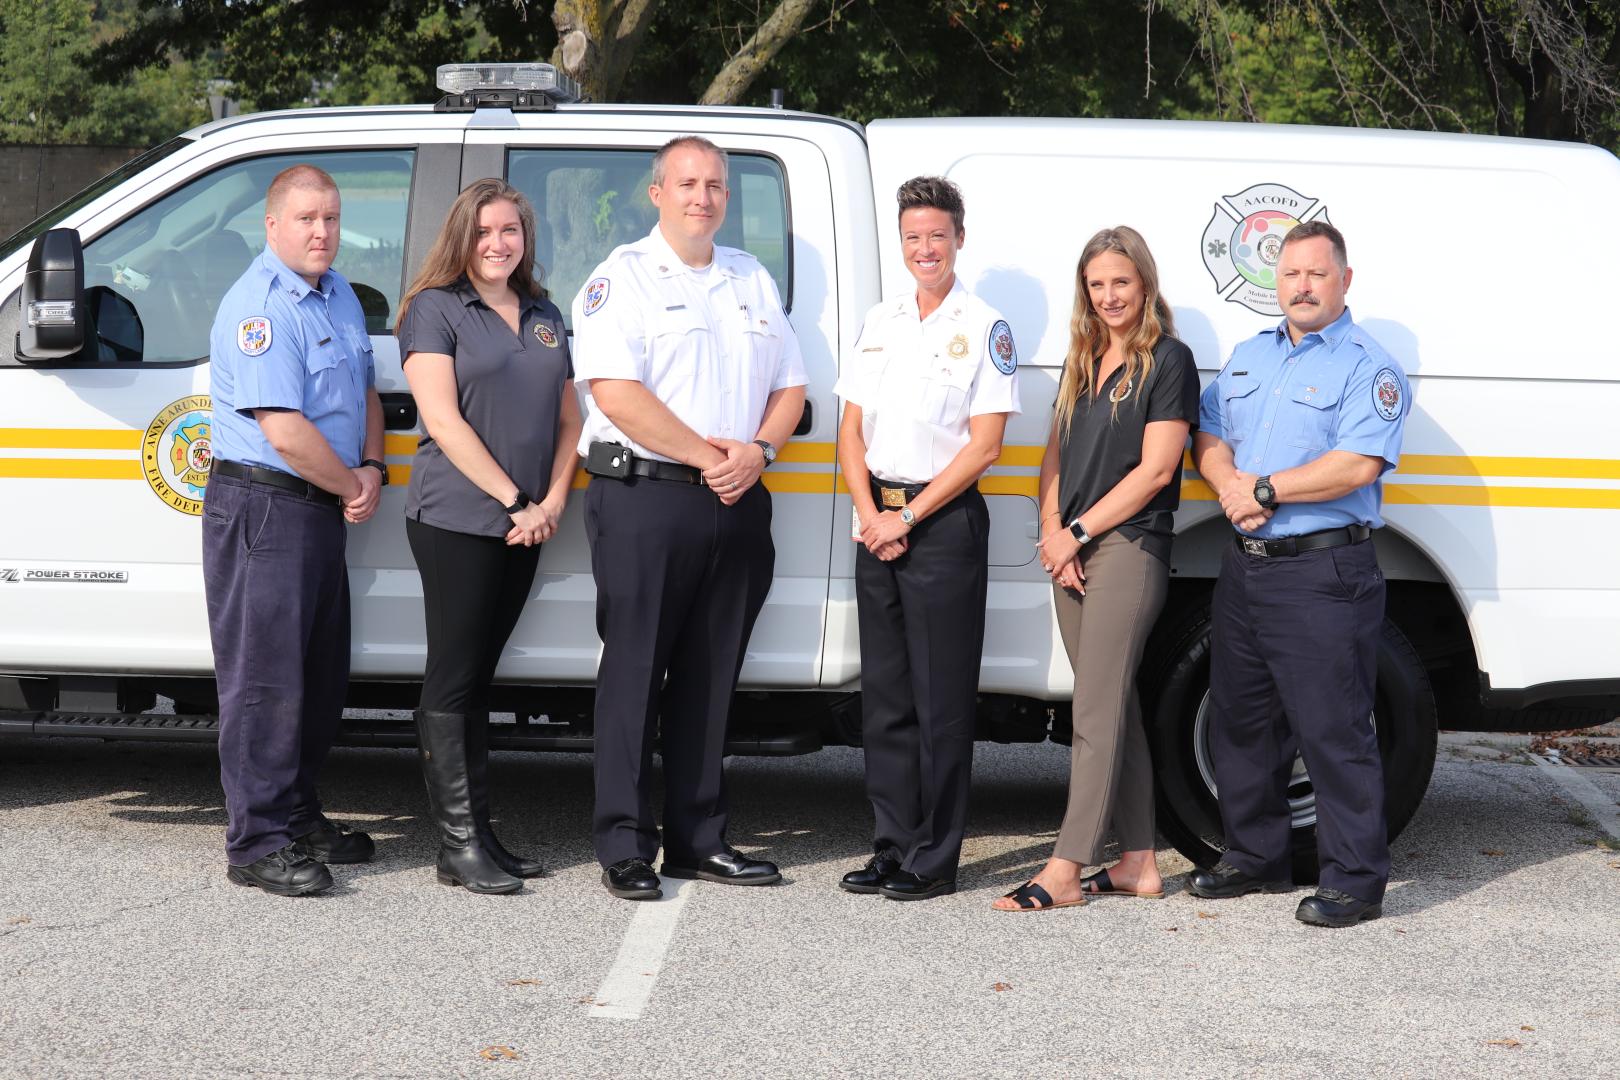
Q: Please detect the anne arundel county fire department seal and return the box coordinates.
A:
[1201,182,1332,316]
[141,395,213,516]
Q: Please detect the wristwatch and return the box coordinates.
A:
[503,490,531,515]
[753,439,777,467]
[1069,518,1091,545]
[899,506,917,528]
[361,458,389,486]
[1253,475,1278,510]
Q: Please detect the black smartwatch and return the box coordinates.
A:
[503,490,532,515]
[753,439,777,467]
[361,458,389,486]
[1253,475,1278,510]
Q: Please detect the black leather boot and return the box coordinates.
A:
[414,709,522,894]
[466,711,545,878]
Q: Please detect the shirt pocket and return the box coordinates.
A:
[647,306,709,384]
[1221,376,1262,442]
[918,364,975,428]
[303,339,353,419]
[742,311,784,391]
[1284,380,1344,451]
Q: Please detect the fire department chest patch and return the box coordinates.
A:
[535,322,559,348]
[142,396,213,516]
[237,316,271,356]
[989,320,1017,375]
[1373,367,1402,421]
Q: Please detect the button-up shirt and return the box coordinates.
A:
[1199,307,1409,538]
[209,246,374,472]
[834,278,1021,484]
[570,227,806,462]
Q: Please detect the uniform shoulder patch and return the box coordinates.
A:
[988,319,1017,375]
[583,277,611,316]
[1372,366,1403,421]
[237,316,272,356]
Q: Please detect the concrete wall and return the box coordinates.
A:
[1,146,146,241]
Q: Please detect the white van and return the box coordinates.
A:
[3,65,1616,874]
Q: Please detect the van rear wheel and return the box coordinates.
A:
[1141,605,1438,883]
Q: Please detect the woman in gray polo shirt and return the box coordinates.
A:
[994,226,1199,912]
[396,179,582,894]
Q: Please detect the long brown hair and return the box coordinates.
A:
[1054,226,1176,428]
[398,179,544,327]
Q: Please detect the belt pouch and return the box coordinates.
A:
[586,441,634,479]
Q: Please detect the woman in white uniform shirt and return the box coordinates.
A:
[834,176,1020,901]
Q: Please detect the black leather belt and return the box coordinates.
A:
[630,458,705,485]
[1235,523,1371,558]
[213,459,339,506]
[872,477,927,508]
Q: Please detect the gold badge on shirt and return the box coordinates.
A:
[535,323,559,348]
[947,334,970,359]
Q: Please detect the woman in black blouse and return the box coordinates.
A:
[994,226,1199,911]
[395,179,582,894]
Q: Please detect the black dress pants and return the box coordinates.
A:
[855,488,989,881]
[202,474,349,865]
[405,516,541,714]
[584,475,774,868]
[1207,538,1389,903]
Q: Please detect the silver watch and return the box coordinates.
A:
[1069,518,1091,545]
[899,506,917,527]
[753,439,777,467]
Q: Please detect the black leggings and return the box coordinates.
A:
[406,517,540,715]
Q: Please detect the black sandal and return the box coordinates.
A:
[1080,867,1165,899]
[995,879,1087,911]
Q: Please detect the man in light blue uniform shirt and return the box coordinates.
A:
[1190,221,1410,928]
[203,163,386,897]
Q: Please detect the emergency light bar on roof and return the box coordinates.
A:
[434,63,582,111]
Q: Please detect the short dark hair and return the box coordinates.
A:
[896,175,965,236]
[1282,220,1347,269]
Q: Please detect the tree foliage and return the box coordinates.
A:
[2,0,1614,152]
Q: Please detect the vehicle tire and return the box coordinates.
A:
[1141,604,1438,884]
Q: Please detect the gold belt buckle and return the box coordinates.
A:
[881,487,909,508]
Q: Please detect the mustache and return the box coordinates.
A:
[1287,294,1320,306]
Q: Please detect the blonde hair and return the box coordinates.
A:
[1054,226,1176,427]
[398,179,544,327]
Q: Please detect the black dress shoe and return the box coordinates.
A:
[290,814,376,864]
[662,846,781,886]
[603,857,662,900]
[878,870,956,901]
[226,844,333,897]
[1188,861,1292,899]
[840,853,901,895]
[1296,888,1382,927]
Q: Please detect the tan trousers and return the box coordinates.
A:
[1052,531,1169,864]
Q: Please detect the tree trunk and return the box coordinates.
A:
[698,0,818,106]
[551,0,662,103]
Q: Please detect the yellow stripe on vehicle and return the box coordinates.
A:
[0,458,143,479]
[1384,484,1620,510]
[0,429,142,451]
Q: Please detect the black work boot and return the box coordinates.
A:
[466,710,544,879]
[414,709,522,895]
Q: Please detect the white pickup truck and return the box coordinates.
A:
[3,65,1617,874]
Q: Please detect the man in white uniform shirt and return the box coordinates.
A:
[572,136,807,901]
[834,176,1019,901]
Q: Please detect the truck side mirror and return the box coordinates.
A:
[16,228,86,361]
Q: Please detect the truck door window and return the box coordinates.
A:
[505,149,790,326]
[76,149,414,364]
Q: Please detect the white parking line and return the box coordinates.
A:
[590,876,692,1021]
[1531,755,1620,841]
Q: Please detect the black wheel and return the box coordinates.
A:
[1141,604,1438,883]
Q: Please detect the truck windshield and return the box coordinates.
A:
[0,137,192,261]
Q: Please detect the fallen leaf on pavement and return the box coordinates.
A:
[1165,926,1179,932]
[992,982,1012,992]
[5,915,31,926]
[1196,911,1218,920]
[1521,1025,1535,1032]
[478,1046,521,1061]
[1481,849,1505,857]
[1394,929,1407,935]
[1486,1039,1522,1049]
[505,979,542,986]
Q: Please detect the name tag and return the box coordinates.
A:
[665,304,686,311]
[862,346,884,353]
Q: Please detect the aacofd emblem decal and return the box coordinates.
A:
[1373,367,1402,421]
[142,396,212,516]
[535,323,559,348]
[1201,183,1331,316]
[582,277,610,316]
[988,320,1017,375]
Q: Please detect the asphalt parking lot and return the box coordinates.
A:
[1,728,1617,1079]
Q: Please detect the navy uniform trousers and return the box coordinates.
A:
[856,487,989,881]
[201,473,350,866]
[1207,537,1390,902]
[584,474,774,868]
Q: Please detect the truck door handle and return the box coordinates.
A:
[380,392,417,431]
[795,400,812,436]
